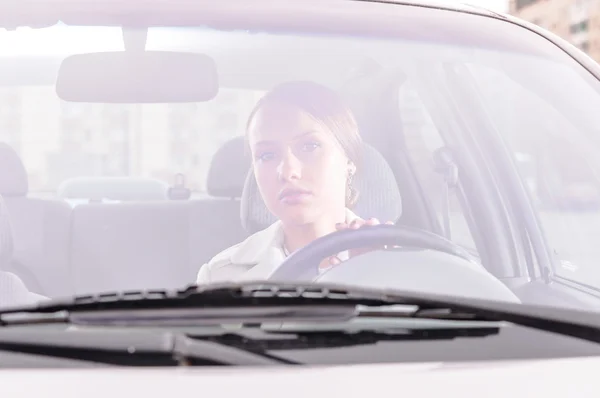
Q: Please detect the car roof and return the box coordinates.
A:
[1,0,505,29]
[0,0,560,60]
[1,0,594,90]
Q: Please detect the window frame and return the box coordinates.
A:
[443,59,600,299]
[397,82,481,257]
[405,64,524,279]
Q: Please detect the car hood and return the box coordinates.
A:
[1,356,599,397]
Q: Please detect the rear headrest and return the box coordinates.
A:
[57,176,168,201]
[0,195,13,268]
[207,137,251,198]
[241,143,402,233]
[0,143,28,197]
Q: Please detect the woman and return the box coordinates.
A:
[196,81,391,284]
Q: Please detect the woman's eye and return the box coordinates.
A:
[302,142,321,152]
[256,152,275,162]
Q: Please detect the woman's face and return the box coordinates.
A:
[248,102,353,226]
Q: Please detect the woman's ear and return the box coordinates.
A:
[346,160,359,208]
[347,160,357,177]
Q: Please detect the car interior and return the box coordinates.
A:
[57,176,171,202]
[0,61,445,299]
[0,21,599,312]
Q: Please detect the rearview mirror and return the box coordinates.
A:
[56,51,219,103]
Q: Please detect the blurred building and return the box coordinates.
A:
[509,0,596,57]
[0,85,263,194]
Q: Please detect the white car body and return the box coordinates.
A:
[2,356,599,396]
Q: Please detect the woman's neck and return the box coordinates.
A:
[282,209,346,254]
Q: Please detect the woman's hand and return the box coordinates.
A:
[326,218,394,266]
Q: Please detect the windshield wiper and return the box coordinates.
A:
[0,324,499,366]
[0,328,301,366]
[193,325,500,352]
[2,281,600,345]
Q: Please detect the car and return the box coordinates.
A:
[1,0,600,394]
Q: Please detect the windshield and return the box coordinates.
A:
[2,5,600,315]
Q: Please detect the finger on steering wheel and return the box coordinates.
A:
[337,218,380,231]
[328,219,398,263]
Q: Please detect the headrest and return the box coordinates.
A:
[241,143,402,233]
[339,64,406,153]
[0,143,28,197]
[0,195,13,268]
[207,137,251,198]
[57,176,168,201]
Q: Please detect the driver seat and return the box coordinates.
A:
[241,143,403,233]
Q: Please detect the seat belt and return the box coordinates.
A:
[433,147,459,240]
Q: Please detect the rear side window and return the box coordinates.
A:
[398,82,478,255]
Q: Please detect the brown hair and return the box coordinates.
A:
[246,81,363,207]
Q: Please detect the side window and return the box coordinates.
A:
[468,64,600,288]
[398,83,478,254]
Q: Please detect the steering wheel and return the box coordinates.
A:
[268,224,475,281]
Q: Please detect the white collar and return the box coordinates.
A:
[228,208,361,268]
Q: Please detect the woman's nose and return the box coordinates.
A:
[277,150,302,181]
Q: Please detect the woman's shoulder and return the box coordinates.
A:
[204,241,245,269]
[196,221,284,284]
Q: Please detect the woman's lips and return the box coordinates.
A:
[278,188,312,205]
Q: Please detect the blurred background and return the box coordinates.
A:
[510,0,592,55]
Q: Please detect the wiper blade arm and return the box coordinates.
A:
[0,330,295,366]
[173,334,297,365]
[194,326,500,352]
